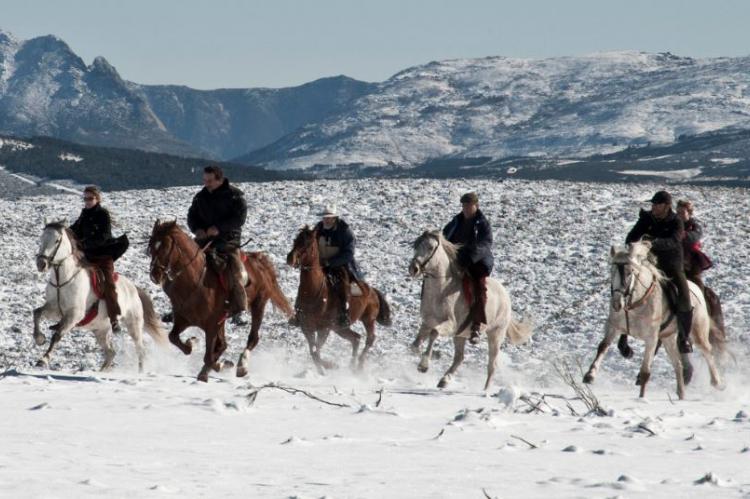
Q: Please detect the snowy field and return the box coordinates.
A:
[1,179,749,498]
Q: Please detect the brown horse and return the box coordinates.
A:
[148,220,293,381]
[286,226,392,373]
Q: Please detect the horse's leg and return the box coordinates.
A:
[94,327,116,371]
[333,326,361,369]
[237,297,266,378]
[410,322,431,355]
[37,312,80,367]
[168,315,195,355]
[418,329,438,373]
[696,330,723,389]
[32,302,56,346]
[484,326,502,391]
[302,327,326,375]
[662,336,686,400]
[124,314,146,373]
[315,329,337,370]
[636,336,658,398]
[198,327,219,382]
[583,320,618,384]
[212,326,233,372]
[357,319,376,370]
[438,335,466,388]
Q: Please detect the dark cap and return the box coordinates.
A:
[648,190,672,205]
[460,192,479,204]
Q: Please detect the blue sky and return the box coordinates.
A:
[3,0,749,89]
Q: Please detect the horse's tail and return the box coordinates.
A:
[507,316,533,345]
[704,287,727,356]
[137,287,169,347]
[374,288,392,326]
[253,253,293,317]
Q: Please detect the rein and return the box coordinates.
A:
[151,235,212,282]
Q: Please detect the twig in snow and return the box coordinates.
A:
[667,391,675,405]
[432,428,446,440]
[552,357,608,417]
[482,488,497,499]
[510,434,538,449]
[247,383,351,408]
[375,388,384,408]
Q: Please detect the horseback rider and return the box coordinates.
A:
[676,200,712,291]
[315,205,363,327]
[70,185,129,333]
[622,190,693,354]
[442,192,494,345]
[187,165,248,317]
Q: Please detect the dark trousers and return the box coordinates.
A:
[659,259,692,312]
[88,256,120,324]
[466,262,490,327]
[326,266,350,315]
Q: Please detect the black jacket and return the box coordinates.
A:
[70,204,129,261]
[315,219,363,280]
[442,209,494,272]
[625,209,684,264]
[187,178,247,248]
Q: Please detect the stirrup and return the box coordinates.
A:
[678,337,693,354]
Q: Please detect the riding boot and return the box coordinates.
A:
[96,258,122,334]
[676,308,693,354]
[469,277,488,345]
[334,268,351,327]
[617,334,634,358]
[227,250,248,315]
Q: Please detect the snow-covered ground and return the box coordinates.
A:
[1,179,749,498]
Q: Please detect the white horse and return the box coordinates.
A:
[33,222,168,371]
[408,230,532,390]
[583,241,724,399]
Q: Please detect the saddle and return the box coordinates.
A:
[207,250,250,293]
[75,269,120,328]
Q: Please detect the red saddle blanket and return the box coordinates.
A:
[217,252,249,293]
[76,270,120,327]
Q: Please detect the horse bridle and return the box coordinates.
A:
[611,259,655,311]
[411,233,441,275]
[36,227,67,268]
[150,234,210,283]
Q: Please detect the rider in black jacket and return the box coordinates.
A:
[623,190,693,354]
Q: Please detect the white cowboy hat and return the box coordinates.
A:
[317,205,338,218]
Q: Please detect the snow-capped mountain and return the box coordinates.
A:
[238,52,750,169]
[0,28,374,159]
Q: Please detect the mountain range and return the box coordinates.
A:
[2,28,750,177]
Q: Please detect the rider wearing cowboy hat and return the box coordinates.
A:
[315,205,363,327]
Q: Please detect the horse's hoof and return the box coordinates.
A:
[197,373,209,383]
[35,358,48,368]
[682,363,694,386]
[437,377,449,389]
[212,360,234,372]
[236,366,248,378]
[582,373,594,384]
[33,334,46,346]
[417,363,428,373]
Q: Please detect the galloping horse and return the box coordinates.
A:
[583,241,724,399]
[409,230,532,390]
[148,220,292,381]
[286,226,392,373]
[33,222,167,371]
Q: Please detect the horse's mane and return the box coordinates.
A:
[413,230,461,263]
[45,222,86,263]
[612,242,668,284]
[151,220,196,248]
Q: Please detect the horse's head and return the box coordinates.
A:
[287,225,318,268]
[409,230,443,277]
[148,219,182,285]
[609,241,652,312]
[36,220,73,272]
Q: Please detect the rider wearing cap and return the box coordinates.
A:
[442,192,494,345]
[624,190,693,354]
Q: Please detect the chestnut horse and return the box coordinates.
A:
[286,226,392,373]
[148,220,292,381]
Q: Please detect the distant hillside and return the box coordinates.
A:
[0,135,303,191]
